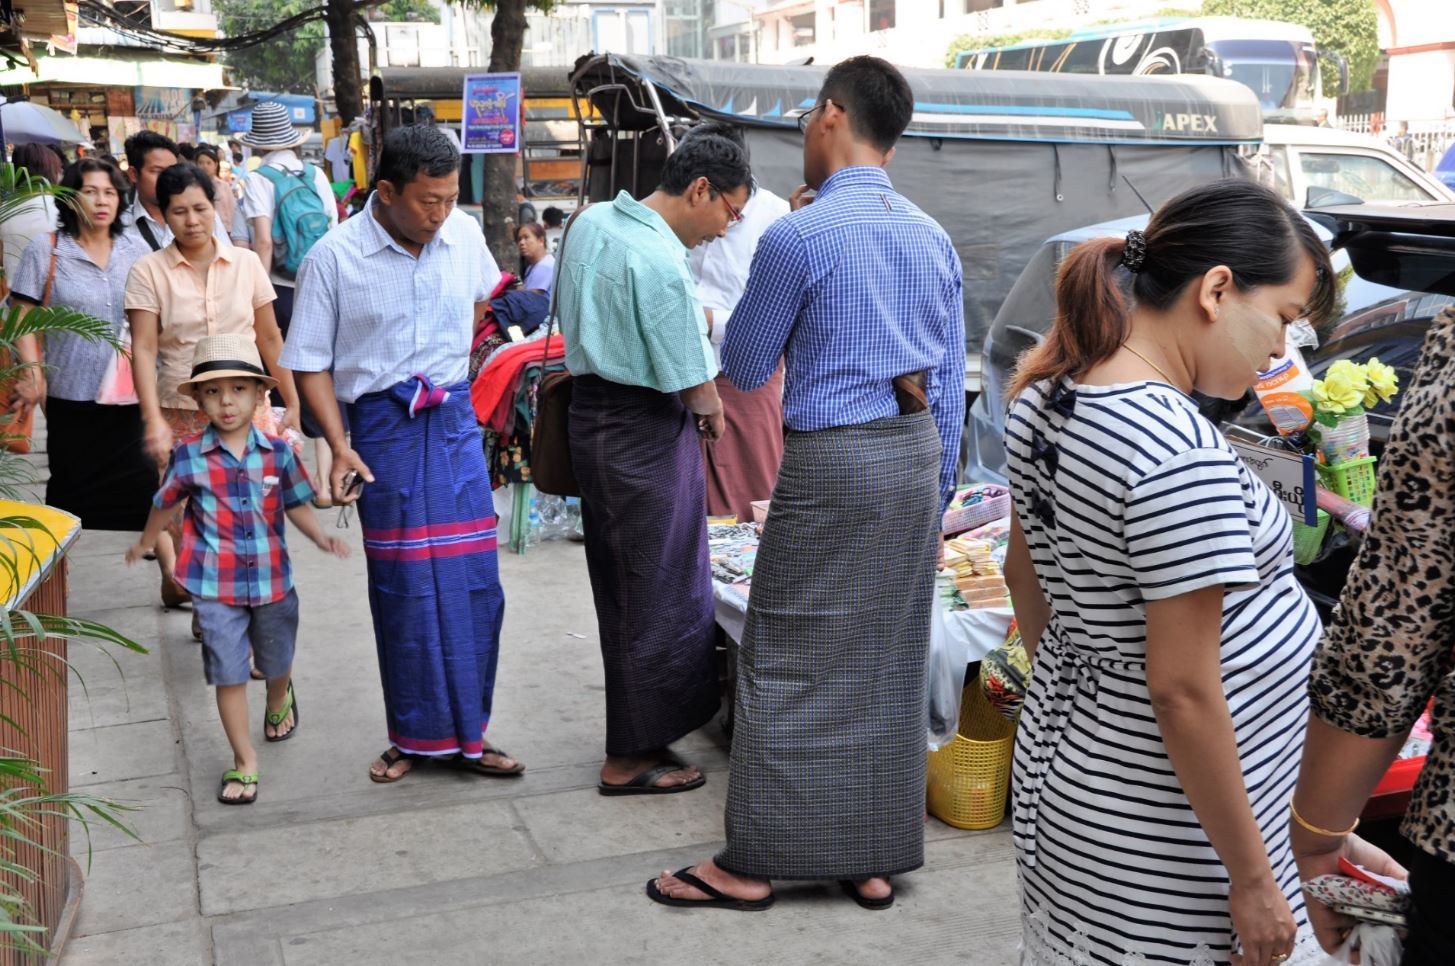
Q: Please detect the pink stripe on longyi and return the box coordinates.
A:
[364,535,498,561]
[362,517,498,542]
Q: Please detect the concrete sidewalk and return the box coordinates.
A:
[56,494,1020,965]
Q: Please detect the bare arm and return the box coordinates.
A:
[9,305,44,413]
[128,307,171,465]
[295,370,373,503]
[250,216,273,278]
[678,378,724,441]
[125,504,173,564]
[1146,586,1295,965]
[284,503,349,558]
[1003,510,1049,662]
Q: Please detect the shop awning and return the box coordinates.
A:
[0,54,228,90]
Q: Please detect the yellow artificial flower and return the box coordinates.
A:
[1363,357,1399,407]
[1313,366,1365,414]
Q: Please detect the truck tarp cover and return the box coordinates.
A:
[573,54,1264,347]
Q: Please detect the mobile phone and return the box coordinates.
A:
[341,470,364,499]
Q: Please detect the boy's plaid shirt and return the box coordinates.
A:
[156,425,314,605]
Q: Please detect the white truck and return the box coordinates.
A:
[1249,124,1455,206]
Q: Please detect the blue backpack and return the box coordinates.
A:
[255,163,331,278]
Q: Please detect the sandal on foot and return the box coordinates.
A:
[838,879,895,911]
[445,749,524,777]
[599,762,706,796]
[369,747,415,784]
[217,770,258,805]
[646,868,774,911]
[264,683,298,743]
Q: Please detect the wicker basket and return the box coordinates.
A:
[1316,456,1377,507]
[941,485,1011,536]
[1291,510,1331,566]
[927,675,1017,830]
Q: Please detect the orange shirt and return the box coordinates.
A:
[125,240,276,410]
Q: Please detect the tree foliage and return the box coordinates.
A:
[216,0,327,94]
[373,0,441,22]
[1199,0,1380,93]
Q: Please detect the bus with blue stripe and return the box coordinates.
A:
[955,17,1347,124]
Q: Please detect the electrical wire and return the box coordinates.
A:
[76,0,331,54]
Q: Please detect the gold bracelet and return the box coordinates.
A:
[1290,798,1359,838]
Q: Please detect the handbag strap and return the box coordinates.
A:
[40,233,57,307]
[539,203,592,370]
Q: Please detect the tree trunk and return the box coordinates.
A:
[483,0,529,272]
[327,0,365,124]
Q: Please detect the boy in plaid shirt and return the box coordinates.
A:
[128,334,348,805]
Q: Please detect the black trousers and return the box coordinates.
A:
[1402,844,1455,965]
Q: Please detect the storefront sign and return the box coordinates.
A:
[460,72,520,154]
[226,109,252,133]
[1229,439,1316,525]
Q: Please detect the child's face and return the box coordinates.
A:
[196,378,262,433]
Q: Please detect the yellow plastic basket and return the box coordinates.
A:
[1316,457,1377,507]
[927,676,1017,830]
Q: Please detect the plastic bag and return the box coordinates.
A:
[926,596,970,751]
[1318,923,1403,966]
[532,492,582,542]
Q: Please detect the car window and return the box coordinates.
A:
[1299,151,1434,203]
[1247,145,1295,202]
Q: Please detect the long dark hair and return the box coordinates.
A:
[57,157,129,238]
[12,143,62,184]
[1011,179,1338,397]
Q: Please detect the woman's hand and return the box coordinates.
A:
[144,415,173,468]
[282,405,302,436]
[1293,831,1408,955]
[11,368,44,413]
[1229,873,1297,966]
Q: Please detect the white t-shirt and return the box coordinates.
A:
[1,196,56,286]
[240,149,338,287]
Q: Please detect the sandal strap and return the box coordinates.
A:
[221,770,258,785]
[266,683,295,727]
[378,747,414,767]
[669,868,730,902]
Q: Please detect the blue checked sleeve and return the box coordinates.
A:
[721,219,810,392]
[280,245,340,374]
[274,442,314,509]
[931,244,967,511]
[153,446,190,510]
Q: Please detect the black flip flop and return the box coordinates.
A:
[443,748,525,778]
[599,763,706,796]
[369,747,416,784]
[646,868,774,912]
[838,879,894,910]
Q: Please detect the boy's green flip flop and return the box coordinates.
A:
[264,682,299,743]
[217,770,258,806]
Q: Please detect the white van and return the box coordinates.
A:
[1248,124,1454,205]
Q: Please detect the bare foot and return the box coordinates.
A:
[601,753,700,789]
[368,748,413,782]
[221,757,258,803]
[654,858,771,902]
[849,876,892,901]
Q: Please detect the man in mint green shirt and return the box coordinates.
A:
[557,134,752,798]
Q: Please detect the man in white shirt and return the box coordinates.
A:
[122,131,231,251]
[685,123,791,522]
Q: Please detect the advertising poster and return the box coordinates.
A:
[461,72,520,154]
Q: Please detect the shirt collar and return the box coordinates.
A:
[130,197,162,229]
[359,193,456,257]
[165,236,235,268]
[199,423,267,457]
[611,190,683,251]
[817,165,893,198]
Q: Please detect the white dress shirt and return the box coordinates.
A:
[688,185,790,365]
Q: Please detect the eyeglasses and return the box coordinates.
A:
[707,182,743,225]
[795,99,838,134]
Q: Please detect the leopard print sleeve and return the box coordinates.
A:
[1311,305,1455,859]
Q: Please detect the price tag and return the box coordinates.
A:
[1229,440,1316,525]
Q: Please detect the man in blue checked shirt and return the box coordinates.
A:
[651,56,965,914]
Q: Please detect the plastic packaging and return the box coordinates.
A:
[1253,333,1316,435]
[531,492,581,542]
[927,594,971,750]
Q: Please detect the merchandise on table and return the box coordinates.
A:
[942,483,1010,535]
[708,521,760,584]
[943,518,1011,609]
[981,620,1030,721]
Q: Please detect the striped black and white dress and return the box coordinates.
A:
[1005,378,1323,966]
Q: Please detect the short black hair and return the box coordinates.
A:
[657,133,751,197]
[818,55,914,153]
[57,158,129,238]
[194,143,220,165]
[155,162,215,212]
[177,143,196,161]
[125,130,179,171]
[682,121,749,163]
[375,124,460,190]
[542,206,564,228]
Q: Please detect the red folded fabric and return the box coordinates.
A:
[470,335,566,433]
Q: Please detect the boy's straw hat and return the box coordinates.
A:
[178,333,278,398]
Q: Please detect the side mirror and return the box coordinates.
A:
[1306,186,1365,209]
[1318,48,1351,97]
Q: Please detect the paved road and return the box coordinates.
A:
[55,470,1019,965]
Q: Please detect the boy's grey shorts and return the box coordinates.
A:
[194,590,299,687]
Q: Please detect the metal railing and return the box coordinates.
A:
[1338,113,1455,175]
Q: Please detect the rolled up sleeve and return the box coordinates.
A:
[280,247,339,374]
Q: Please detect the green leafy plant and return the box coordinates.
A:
[0,163,145,953]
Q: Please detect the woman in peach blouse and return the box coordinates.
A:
[126,162,300,611]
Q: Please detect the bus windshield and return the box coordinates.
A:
[1208,39,1315,117]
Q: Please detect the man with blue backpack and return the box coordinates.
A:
[241,101,342,482]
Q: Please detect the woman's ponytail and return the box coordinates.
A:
[1009,236,1130,398]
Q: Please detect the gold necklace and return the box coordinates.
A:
[1122,343,1180,388]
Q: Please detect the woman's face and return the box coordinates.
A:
[195,154,218,179]
[1196,252,1319,400]
[164,184,216,251]
[517,228,545,262]
[76,170,120,231]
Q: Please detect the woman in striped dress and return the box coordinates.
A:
[1002,181,1339,966]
